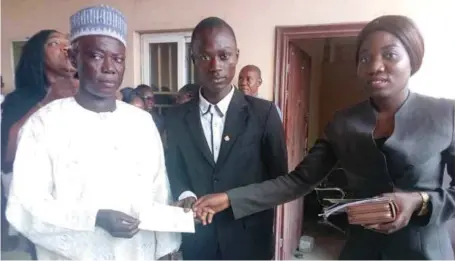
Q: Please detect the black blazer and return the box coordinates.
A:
[165,89,288,260]
[227,92,455,260]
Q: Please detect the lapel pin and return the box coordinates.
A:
[224,135,230,142]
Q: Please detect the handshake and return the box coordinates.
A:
[172,193,230,225]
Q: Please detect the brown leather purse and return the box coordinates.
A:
[346,198,398,225]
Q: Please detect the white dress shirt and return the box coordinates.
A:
[178,86,235,201]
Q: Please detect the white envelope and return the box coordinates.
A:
[138,204,195,233]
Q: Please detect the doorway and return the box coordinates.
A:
[272,23,366,260]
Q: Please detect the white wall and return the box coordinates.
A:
[2,0,454,100]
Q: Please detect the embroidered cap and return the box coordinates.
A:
[70,4,127,46]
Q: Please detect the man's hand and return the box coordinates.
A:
[96,210,140,238]
[172,196,196,212]
[363,192,423,234]
[193,193,230,225]
[193,207,216,226]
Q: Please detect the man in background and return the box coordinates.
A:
[136,84,164,133]
[238,64,283,120]
[136,84,156,112]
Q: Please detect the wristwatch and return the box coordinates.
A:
[417,192,430,216]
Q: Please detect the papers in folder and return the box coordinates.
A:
[138,204,195,233]
[318,196,391,219]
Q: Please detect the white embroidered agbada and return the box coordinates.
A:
[6,97,181,260]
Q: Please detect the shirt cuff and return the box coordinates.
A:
[178,191,197,201]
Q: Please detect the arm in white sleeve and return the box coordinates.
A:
[6,112,99,259]
[178,191,197,201]
[135,116,181,259]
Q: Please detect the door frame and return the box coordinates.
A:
[273,23,366,116]
[272,23,366,260]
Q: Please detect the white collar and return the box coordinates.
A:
[199,86,235,117]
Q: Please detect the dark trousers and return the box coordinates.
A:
[181,231,222,260]
[1,186,8,238]
[28,240,37,260]
[2,182,37,260]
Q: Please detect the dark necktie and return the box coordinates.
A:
[203,105,215,160]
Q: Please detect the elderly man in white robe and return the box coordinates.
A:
[6,5,181,260]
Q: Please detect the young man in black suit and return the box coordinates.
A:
[165,17,288,260]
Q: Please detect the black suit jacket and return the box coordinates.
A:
[227,92,455,260]
[165,89,288,260]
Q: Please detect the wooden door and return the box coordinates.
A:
[450,219,455,255]
[275,42,311,260]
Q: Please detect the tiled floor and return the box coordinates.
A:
[1,251,31,260]
[2,221,346,260]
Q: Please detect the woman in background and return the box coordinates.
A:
[1,29,78,258]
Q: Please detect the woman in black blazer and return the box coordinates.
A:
[193,15,455,260]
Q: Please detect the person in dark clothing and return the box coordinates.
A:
[194,15,455,260]
[1,30,77,173]
[176,83,200,104]
[136,84,164,133]
[238,65,282,120]
[119,87,135,102]
[1,29,78,258]
[166,17,287,260]
[116,86,133,101]
[122,91,145,110]
[136,84,155,112]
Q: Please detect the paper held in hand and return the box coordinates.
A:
[318,196,391,219]
[138,204,195,233]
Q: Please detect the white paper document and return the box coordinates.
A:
[138,204,195,233]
